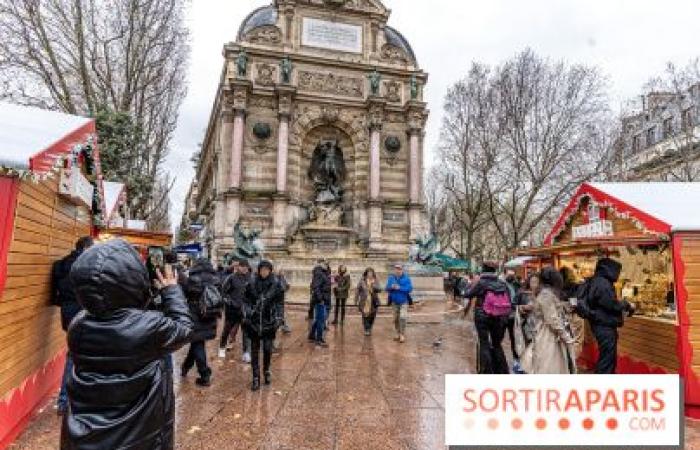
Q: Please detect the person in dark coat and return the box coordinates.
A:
[332,265,351,326]
[51,236,93,414]
[588,258,634,374]
[60,239,194,450]
[309,262,331,346]
[182,258,220,386]
[463,262,511,374]
[219,260,252,359]
[243,260,284,391]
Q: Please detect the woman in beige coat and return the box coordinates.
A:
[520,268,576,374]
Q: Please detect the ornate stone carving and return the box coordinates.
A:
[384,81,401,103]
[381,44,409,64]
[249,96,277,109]
[300,0,381,14]
[384,135,401,165]
[386,112,405,123]
[298,71,364,98]
[256,63,277,86]
[244,26,283,45]
[320,106,341,124]
[368,103,384,129]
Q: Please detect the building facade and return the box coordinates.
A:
[620,84,700,181]
[191,0,429,264]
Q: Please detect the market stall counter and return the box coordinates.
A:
[526,182,700,418]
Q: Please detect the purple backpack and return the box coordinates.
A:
[483,290,512,317]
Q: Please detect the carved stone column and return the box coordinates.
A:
[271,85,296,249]
[367,97,386,252]
[228,79,251,190]
[406,101,427,240]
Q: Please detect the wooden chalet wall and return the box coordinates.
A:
[0,176,90,404]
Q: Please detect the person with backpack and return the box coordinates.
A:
[580,258,635,374]
[182,258,222,387]
[61,239,194,450]
[463,262,511,374]
[51,236,94,415]
[219,259,252,359]
[519,268,576,374]
[243,260,284,391]
[386,264,414,343]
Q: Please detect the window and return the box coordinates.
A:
[646,127,656,146]
[632,134,642,152]
[663,117,673,139]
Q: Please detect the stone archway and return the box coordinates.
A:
[288,106,370,222]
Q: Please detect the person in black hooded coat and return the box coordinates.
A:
[61,239,194,450]
[243,260,284,391]
[181,258,220,386]
[588,257,634,374]
[463,263,511,374]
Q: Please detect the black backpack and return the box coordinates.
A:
[574,279,594,320]
[199,284,224,319]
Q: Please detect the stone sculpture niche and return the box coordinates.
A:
[307,139,346,226]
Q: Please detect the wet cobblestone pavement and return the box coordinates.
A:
[11,302,700,449]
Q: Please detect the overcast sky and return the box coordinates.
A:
[166,0,700,228]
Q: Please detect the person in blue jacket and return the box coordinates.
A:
[386,264,413,343]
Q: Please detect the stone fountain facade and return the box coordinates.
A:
[188,0,436,301]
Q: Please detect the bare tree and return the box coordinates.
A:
[482,50,612,250]
[428,50,613,257]
[0,0,189,224]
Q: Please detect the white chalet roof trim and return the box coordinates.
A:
[0,102,92,170]
[103,181,125,221]
[589,182,700,232]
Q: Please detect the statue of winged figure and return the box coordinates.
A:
[410,233,440,265]
[231,222,262,261]
[308,140,346,204]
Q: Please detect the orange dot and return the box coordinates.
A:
[512,418,523,430]
[606,418,618,430]
[559,418,570,430]
[583,418,595,430]
[535,418,547,430]
[487,418,499,430]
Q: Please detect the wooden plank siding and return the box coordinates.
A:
[0,176,91,400]
[618,317,679,372]
[680,236,700,378]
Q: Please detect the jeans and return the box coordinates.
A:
[362,313,376,332]
[592,325,618,374]
[333,297,347,323]
[57,352,73,409]
[183,341,210,378]
[311,304,327,342]
[250,334,274,379]
[242,329,251,355]
[506,316,518,360]
[220,319,241,349]
[392,303,408,336]
[474,309,509,374]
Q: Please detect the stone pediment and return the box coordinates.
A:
[295,0,388,16]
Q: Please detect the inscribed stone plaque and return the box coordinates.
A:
[301,17,362,54]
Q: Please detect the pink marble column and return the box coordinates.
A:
[409,131,421,203]
[230,111,245,189]
[276,116,289,193]
[369,126,381,200]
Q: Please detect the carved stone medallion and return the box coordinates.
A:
[384,81,402,103]
[256,64,277,86]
